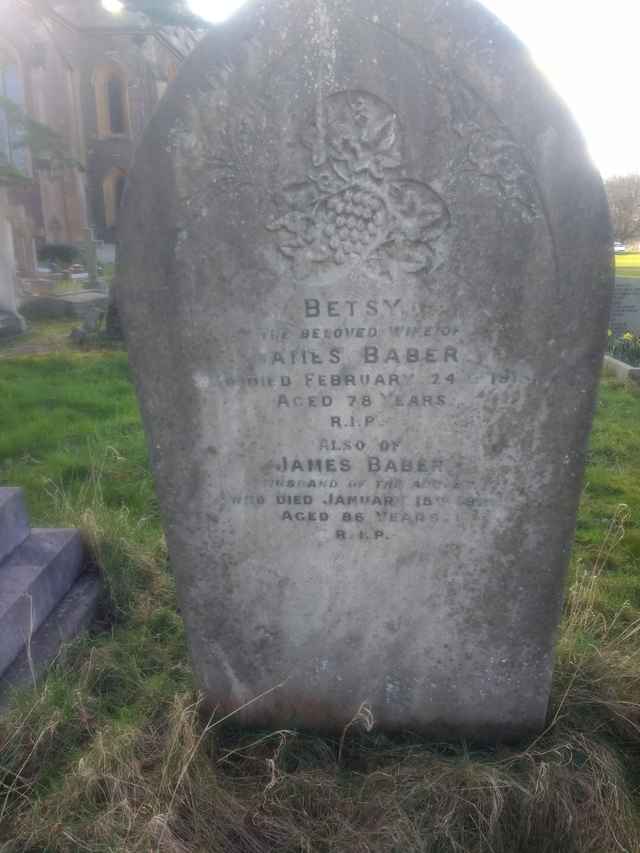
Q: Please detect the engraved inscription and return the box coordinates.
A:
[267,91,450,283]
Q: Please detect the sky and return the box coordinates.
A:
[478,0,640,178]
[118,0,640,178]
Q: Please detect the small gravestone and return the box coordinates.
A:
[119,0,612,739]
[82,228,99,291]
[610,277,640,337]
[0,487,100,707]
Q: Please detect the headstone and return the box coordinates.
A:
[69,305,106,344]
[119,0,612,740]
[0,528,84,676]
[82,227,99,291]
[0,191,26,339]
[0,487,98,700]
[610,277,640,337]
[0,488,30,564]
[20,291,108,322]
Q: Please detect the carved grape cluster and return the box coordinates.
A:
[321,189,387,264]
[268,90,450,282]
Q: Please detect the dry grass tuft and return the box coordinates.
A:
[3,658,640,851]
[1,501,640,851]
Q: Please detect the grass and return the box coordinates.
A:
[0,320,79,358]
[0,351,151,530]
[0,318,121,360]
[51,278,86,296]
[1,346,640,850]
[616,253,640,278]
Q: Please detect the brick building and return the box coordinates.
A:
[0,0,197,333]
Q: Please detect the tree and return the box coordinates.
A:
[121,0,209,26]
[605,174,640,244]
[0,96,81,186]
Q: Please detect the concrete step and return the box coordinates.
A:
[0,529,84,676]
[0,488,30,564]
[0,573,101,709]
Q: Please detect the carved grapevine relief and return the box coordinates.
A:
[449,85,540,222]
[268,91,450,283]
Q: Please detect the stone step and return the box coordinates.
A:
[0,572,101,709]
[0,488,30,564]
[0,529,84,677]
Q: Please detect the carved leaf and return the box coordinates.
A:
[331,160,351,183]
[280,182,318,212]
[377,151,403,170]
[369,115,397,153]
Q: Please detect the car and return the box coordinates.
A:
[614,242,627,254]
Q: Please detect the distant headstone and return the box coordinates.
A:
[119,0,612,740]
[0,197,26,339]
[610,277,640,337]
[82,227,99,291]
[20,291,108,322]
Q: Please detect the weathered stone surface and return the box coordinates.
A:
[603,355,640,391]
[119,0,612,739]
[610,277,640,337]
[0,488,30,564]
[0,529,84,676]
[0,572,101,708]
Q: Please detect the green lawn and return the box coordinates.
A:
[616,252,640,278]
[1,350,640,851]
[0,351,153,525]
[52,277,86,295]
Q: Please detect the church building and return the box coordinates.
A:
[0,0,197,333]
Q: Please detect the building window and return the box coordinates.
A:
[95,64,130,138]
[107,74,126,134]
[114,171,126,211]
[103,167,127,228]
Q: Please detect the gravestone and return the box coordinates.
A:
[82,227,99,291]
[610,277,640,337]
[0,486,100,707]
[119,0,612,740]
[0,192,26,339]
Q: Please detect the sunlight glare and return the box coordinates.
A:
[102,0,124,13]
[188,0,249,24]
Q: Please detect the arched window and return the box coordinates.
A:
[114,170,126,211]
[95,64,130,138]
[103,167,127,228]
[107,74,126,134]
